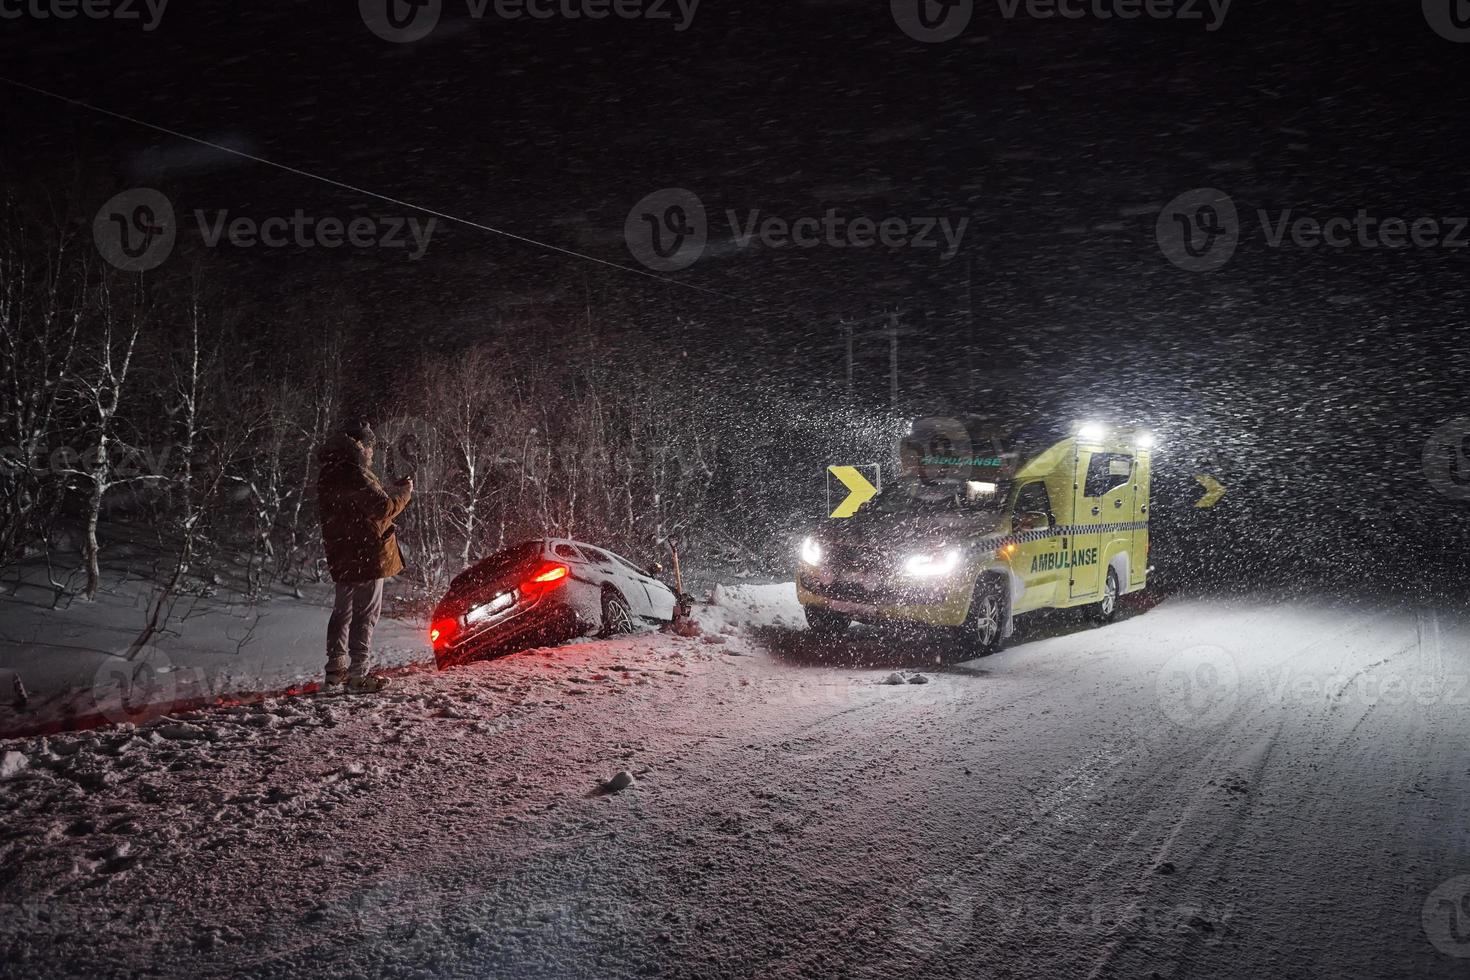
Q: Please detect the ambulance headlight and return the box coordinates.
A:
[903,549,960,578]
[799,536,823,566]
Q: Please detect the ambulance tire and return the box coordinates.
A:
[1089,568,1121,624]
[805,606,851,635]
[962,576,1009,658]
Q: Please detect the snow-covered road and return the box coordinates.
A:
[3,590,1469,979]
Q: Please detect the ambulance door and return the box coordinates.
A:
[1010,480,1064,613]
[1071,451,1135,601]
[1130,451,1150,589]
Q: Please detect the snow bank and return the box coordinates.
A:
[695,582,805,633]
[0,571,430,738]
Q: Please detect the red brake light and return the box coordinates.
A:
[521,561,570,597]
[530,563,568,584]
[430,618,459,648]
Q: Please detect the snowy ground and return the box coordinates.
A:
[0,562,429,737]
[3,585,1469,979]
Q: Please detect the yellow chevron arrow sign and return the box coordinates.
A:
[1194,474,1226,509]
[828,465,878,518]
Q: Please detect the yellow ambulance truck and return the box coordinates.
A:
[796,420,1152,655]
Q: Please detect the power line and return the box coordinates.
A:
[0,75,785,313]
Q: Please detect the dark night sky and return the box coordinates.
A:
[2,0,1468,544]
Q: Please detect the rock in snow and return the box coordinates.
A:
[907,674,930,685]
[883,672,907,685]
[605,770,635,792]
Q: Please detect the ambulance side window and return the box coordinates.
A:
[1013,482,1054,527]
[1084,454,1133,497]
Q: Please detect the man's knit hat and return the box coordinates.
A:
[340,418,375,447]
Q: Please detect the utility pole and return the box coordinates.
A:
[965,255,975,393]
[844,320,854,400]
[841,311,912,408]
[887,312,899,407]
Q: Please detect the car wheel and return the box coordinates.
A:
[963,576,1008,657]
[1090,568,1121,624]
[804,605,851,635]
[600,590,635,637]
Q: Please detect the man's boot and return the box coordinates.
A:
[347,674,390,693]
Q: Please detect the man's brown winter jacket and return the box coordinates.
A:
[316,433,412,583]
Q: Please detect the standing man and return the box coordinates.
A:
[316,419,413,692]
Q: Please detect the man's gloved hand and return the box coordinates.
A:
[398,476,414,495]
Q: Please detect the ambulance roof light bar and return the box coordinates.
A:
[1135,431,1157,449]
[1076,421,1106,442]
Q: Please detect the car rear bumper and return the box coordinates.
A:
[432,593,582,669]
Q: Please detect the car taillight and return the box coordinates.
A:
[521,561,569,596]
[530,562,568,583]
[429,618,460,648]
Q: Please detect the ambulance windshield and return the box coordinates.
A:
[870,476,1006,515]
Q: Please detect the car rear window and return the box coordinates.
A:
[582,547,614,567]
[607,552,644,575]
[449,541,542,594]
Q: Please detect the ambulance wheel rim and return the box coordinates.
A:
[974,593,1001,646]
[1101,571,1118,616]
